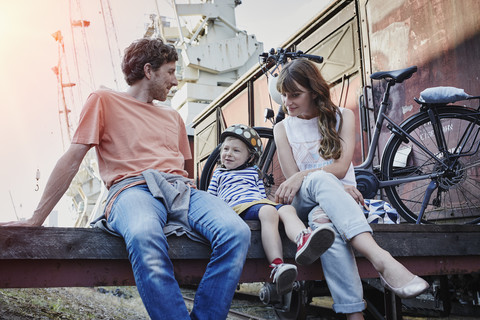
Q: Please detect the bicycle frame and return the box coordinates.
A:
[354,74,480,222]
[356,79,480,188]
[254,49,480,224]
[355,80,424,189]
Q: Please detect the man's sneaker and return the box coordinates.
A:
[270,263,298,295]
[295,225,335,265]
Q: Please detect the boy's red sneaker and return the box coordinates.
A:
[295,225,335,265]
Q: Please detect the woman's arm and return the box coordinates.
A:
[273,122,300,179]
[274,122,304,204]
[274,109,356,180]
[273,109,358,204]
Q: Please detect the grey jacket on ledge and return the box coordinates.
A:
[91,169,208,245]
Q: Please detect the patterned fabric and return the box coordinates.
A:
[361,199,400,224]
[207,167,266,207]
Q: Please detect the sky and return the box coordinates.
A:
[0,0,327,225]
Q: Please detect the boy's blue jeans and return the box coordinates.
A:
[107,184,251,320]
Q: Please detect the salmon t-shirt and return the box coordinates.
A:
[72,89,192,189]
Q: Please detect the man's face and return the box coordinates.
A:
[149,61,178,102]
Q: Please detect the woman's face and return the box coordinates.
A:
[281,81,318,119]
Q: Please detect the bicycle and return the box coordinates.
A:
[199,48,480,225]
[198,49,319,200]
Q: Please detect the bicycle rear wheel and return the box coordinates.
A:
[381,106,480,224]
[198,127,285,200]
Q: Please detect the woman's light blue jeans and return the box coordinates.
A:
[292,170,372,314]
[107,184,251,320]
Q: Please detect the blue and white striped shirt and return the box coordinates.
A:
[207,167,266,208]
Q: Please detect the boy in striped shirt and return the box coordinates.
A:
[208,124,335,295]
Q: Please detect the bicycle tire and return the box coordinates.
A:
[198,127,285,200]
[198,144,221,191]
[381,106,480,224]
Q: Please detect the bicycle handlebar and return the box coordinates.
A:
[260,48,323,66]
[260,48,324,113]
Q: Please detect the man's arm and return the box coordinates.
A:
[0,143,91,227]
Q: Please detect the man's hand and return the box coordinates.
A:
[0,143,91,228]
[0,217,42,227]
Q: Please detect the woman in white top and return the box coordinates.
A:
[273,58,429,319]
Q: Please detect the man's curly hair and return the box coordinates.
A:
[121,38,178,85]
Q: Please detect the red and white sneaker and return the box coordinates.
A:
[295,225,335,265]
[269,263,298,295]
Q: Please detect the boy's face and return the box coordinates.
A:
[221,136,250,170]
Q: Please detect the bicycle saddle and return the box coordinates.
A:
[370,66,418,83]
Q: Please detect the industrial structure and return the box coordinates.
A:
[55,0,262,226]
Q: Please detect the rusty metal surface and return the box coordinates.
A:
[1,224,479,288]
[366,0,480,91]
[1,255,479,288]
[193,0,480,172]
[0,259,135,288]
[365,0,480,153]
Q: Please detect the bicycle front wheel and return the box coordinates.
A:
[198,127,285,200]
[381,106,480,224]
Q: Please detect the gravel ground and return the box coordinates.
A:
[1,285,477,320]
[0,287,149,320]
[0,285,276,320]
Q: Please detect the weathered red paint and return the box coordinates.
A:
[1,255,479,288]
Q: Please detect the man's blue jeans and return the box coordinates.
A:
[107,184,251,319]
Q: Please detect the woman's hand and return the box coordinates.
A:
[344,185,364,205]
[275,172,304,204]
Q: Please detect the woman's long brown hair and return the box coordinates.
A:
[276,59,343,160]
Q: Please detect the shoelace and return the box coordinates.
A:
[269,263,281,279]
[295,229,310,246]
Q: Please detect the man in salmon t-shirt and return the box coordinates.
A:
[0,38,250,320]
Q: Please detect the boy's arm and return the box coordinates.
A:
[0,143,92,227]
[257,173,267,198]
[206,170,219,196]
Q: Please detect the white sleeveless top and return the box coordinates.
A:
[282,108,356,186]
